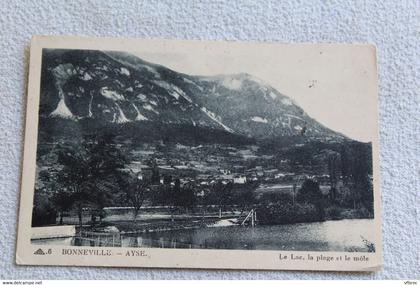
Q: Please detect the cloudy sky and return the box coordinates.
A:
[127,40,378,143]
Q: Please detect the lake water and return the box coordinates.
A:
[33,219,375,252]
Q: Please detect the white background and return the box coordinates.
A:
[0,0,418,279]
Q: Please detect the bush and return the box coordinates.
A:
[325,206,343,220]
[32,191,57,226]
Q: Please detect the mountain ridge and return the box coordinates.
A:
[39,49,347,143]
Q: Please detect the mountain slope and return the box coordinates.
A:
[39,49,345,142]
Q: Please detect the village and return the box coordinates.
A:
[126,142,336,203]
[32,135,371,250]
[33,135,372,234]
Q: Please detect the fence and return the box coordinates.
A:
[74,231,122,247]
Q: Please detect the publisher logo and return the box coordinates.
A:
[33,248,45,255]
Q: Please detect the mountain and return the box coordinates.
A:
[39,49,345,142]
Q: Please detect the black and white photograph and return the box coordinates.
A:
[17,36,382,271]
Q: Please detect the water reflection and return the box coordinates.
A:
[32,219,375,252]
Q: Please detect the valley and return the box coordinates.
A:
[31,49,375,252]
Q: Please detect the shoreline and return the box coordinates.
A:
[32,208,374,237]
[88,215,373,235]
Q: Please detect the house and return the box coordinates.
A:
[275,173,286,179]
[219,168,231,175]
[264,169,278,178]
[232,165,246,173]
[221,174,234,181]
[196,190,205,197]
[233,175,247,184]
[319,185,331,195]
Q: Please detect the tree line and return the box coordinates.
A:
[32,132,258,227]
[32,132,374,228]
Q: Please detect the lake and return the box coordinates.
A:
[33,218,375,252]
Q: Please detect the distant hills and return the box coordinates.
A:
[39,49,347,143]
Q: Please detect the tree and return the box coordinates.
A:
[339,145,350,180]
[172,178,182,205]
[55,132,127,230]
[51,189,73,225]
[148,158,160,184]
[297,179,325,220]
[339,142,373,211]
[327,152,340,202]
[36,168,70,225]
[123,171,149,220]
[32,189,57,226]
[297,179,322,201]
[233,182,257,214]
[206,181,234,218]
[164,177,180,221]
[179,182,196,212]
[350,144,373,212]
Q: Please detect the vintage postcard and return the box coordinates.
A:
[16,35,382,271]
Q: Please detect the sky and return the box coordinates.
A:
[129,41,378,143]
